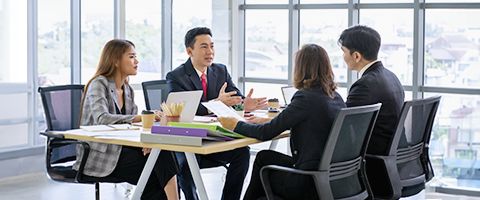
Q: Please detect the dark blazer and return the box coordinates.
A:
[235,88,345,170]
[166,58,243,115]
[346,61,405,155]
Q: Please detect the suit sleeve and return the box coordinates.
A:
[346,81,371,107]
[166,72,186,92]
[234,91,309,141]
[224,66,244,98]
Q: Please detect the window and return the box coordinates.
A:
[300,9,348,83]
[125,0,162,84]
[172,0,213,70]
[38,0,71,86]
[0,0,29,150]
[425,10,480,88]
[0,1,27,84]
[360,9,414,85]
[80,0,114,83]
[246,0,288,4]
[426,93,480,184]
[245,10,288,79]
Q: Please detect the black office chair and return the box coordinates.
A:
[260,103,382,200]
[365,96,441,199]
[38,84,120,200]
[142,80,171,110]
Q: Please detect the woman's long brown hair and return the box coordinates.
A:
[293,44,337,98]
[79,39,135,121]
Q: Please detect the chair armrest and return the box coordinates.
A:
[40,131,65,139]
[262,165,319,176]
[260,165,319,200]
[43,135,91,183]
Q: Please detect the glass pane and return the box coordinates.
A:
[428,0,480,2]
[300,0,347,3]
[0,93,28,120]
[425,10,480,89]
[38,0,70,86]
[134,89,146,113]
[245,10,288,79]
[0,124,29,148]
[245,0,288,4]
[425,93,480,189]
[125,0,162,84]
[0,1,27,83]
[245,82,287,105]
[360,9,413,85]
[360,0,412,2]
[81,0,114,83]
[300,10,348,83]
[172,0,213,70]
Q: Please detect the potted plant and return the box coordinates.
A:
[232,103,245,117]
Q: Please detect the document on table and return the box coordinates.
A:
[80,124,140,132]
[64,129,142,138]
[201,101,245,121]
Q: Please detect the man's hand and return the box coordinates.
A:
[217,82,242,106]
[218,117,239,131]
[245,116,271,124]
[243,88,268,112]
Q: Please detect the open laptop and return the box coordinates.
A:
[281,86,298,106]
[166,90,203,122]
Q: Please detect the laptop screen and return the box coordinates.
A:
[166,90,203,122]
[281,86,297,105]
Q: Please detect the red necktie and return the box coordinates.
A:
[201,72,207,99]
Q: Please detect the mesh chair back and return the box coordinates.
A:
[38,85,84,164]
[318,103,381,198]
[142,80,170,110]
[392,96,441,186]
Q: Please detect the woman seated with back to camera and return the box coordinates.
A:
[219,44,346,200]
[75,39,178,200]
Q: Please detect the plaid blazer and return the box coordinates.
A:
[73,75,138,177]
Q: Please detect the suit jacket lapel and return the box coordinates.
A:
[206,66,218,101]
[107,79,121,113]
[185,59,203,91]
[123,84,132,114]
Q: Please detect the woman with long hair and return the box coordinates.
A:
[75,39,178,200]
[219,44,346,200]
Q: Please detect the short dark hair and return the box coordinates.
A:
[338,25,381,61]
[184,27,212,48]
[293,44,336,98]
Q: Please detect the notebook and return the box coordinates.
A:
[166,90,203,122]
[281,86,297,105]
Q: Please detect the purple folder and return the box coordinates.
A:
[150,125,234,141]
[151,126,207,137]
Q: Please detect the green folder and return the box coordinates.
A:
[167,122,246,139]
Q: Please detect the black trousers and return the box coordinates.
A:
[177,147,250,200]
[103,146,178,200]
[243,150,317,200]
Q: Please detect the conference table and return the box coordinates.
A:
[51,128,289,200]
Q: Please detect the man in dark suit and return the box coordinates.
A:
[338,25,405,197]
[166,27,267,200]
